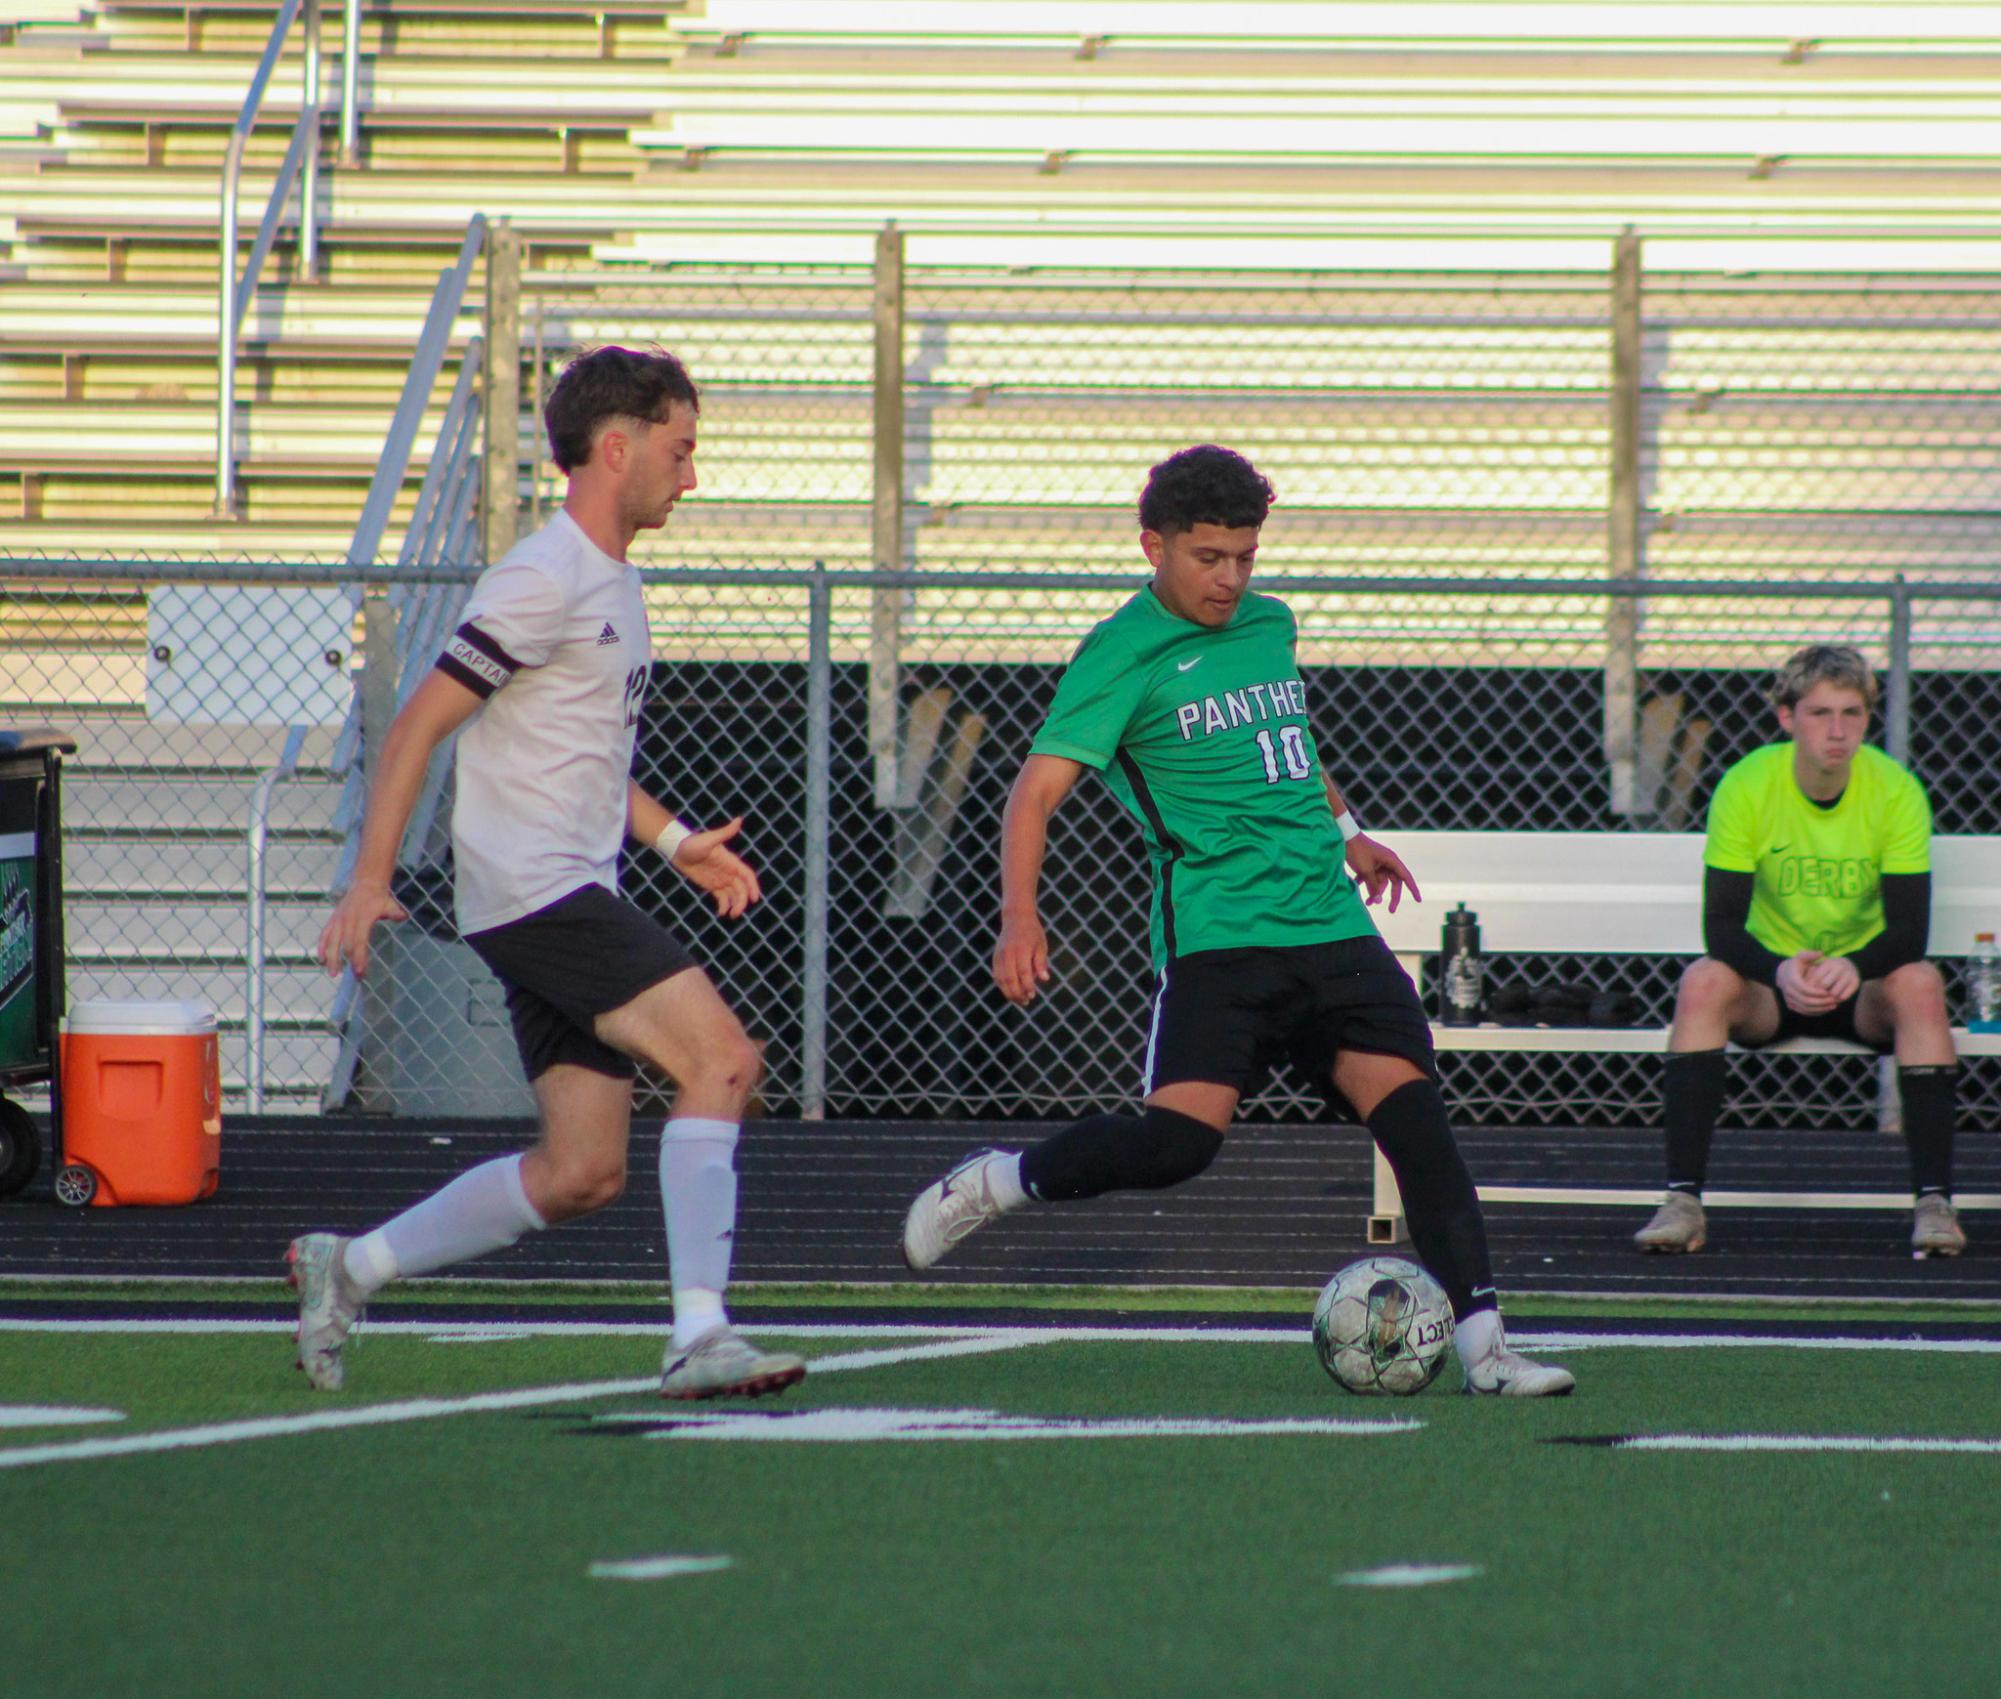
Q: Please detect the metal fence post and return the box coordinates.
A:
[339,0,361,165]
[1886,575,1913,764]
[802,565,832,1119]
[1605,228,1644,818]
[350,584,400,1111]
[869,223,906,809]
[481,220,522,567]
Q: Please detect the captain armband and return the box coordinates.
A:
[436,623,520,699]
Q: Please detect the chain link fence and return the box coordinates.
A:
[2,255,1998,1132]
[0,561,1994,1135]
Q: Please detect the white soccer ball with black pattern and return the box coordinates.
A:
[1311,1256,1454,1396]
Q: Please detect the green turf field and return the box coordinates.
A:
[4,1288,2000,1699]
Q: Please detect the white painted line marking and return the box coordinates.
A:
[803,1332,1047,1373]
[424,1331,533,1345]
[1512,1332,2001,1355]
[617,1407,1420,1444]
[1617,1434,2001,1455]
[0,1330,1048,1472]
[589,1555,733,1581]
[0,1318,1303,1342]
[1338,1563,1482,1588]
[0,1405,123,1428]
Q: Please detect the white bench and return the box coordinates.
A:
[1364,831,2001,1241]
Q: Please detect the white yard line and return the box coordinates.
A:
[1616,1434,2001,1455]
[0,1332,1048,1473]
[1338,1563,1482,1587]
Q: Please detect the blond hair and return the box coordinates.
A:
[1771,644,1878,712]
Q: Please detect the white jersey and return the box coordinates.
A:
[436,510,650,933]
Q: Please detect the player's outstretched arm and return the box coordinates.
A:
[994,754,1083,1007]
[628,783,761,919]
[316,669,484,980]
[1323,775,1420,911]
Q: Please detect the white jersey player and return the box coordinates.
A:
[295,346,805,1401]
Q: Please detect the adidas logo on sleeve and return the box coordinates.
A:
[596,622,620,646]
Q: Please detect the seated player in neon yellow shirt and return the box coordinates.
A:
[1635,644,1963,1258]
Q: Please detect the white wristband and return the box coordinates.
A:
[653,818,693,862]
[1333,810,1361,843]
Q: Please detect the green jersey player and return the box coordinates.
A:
[899,444,1573,1396]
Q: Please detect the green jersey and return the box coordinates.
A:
[1030,584,1373,970]
[1704,742,1932,959]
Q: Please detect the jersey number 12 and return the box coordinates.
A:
[1255,725,1312,784]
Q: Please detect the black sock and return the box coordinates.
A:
[1899,1065,1957,1197]
[1663,1049,1728,1195]
[1017,1106,1223,1203]
[1366,1078,1496,1320]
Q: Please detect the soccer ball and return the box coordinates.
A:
[1311,1256,1454,1396]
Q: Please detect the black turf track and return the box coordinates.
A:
[3,1117,1999,1302]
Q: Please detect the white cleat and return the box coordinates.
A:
[1634,1190,1707,1254]
[1461,1340,1576,1398]
[1912,1193,1967,1259]
[901,1148,1015,1272]
[660,1326,806,1401]
[287,1233,367,1392]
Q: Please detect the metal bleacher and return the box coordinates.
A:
[1,0,2000,1106]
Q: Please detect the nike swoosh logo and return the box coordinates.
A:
[1177,657,1201,672]
[1771,844,1789,854]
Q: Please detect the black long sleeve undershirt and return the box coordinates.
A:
[1702,866,1931,986]
[1702,868,1785,985]
[1847,871,1931,981]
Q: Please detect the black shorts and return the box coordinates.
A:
[463,884,698,1082]
[1746,990,1888,1054]
[1143,935,1437,1099]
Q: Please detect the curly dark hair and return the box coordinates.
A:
[1137,444,1275,536]
[544,346,700,474]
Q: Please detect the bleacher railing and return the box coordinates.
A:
[213,0,367,518]
[0,561,1996,1135]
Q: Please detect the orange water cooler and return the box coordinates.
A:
[54,998,220,1208]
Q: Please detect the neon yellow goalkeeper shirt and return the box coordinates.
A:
[1704,741,1932,960]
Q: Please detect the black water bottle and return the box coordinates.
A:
[1440,904,1485,1027]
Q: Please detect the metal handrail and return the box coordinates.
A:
[244,721,308,1113]
[341,216,490,576]
[242,212,489,1111]
[215,0,320,518]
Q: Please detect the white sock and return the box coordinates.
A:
[1453,1307,1503,1369]
[986,1151,1029,1212]
[343,1230,399,1292]
[361,1153,547,1287]
[660,1117,739,1348]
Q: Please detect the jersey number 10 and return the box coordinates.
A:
[1255,725,1313,784]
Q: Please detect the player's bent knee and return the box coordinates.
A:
[689,1032,761,1099]
[1125,1107,1224,1190]
[542,1160,627,1220]
[1677,957,1743,1007]
[1882,960,1948,1017]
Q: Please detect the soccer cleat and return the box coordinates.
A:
[901,1148,1015,1272]
[1911,1193,1967,1259]
[1633,1190,1707,1254]
[1460,1339,1577,1398]
[660,1325,807,1401]
[287,1233,367,1392]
